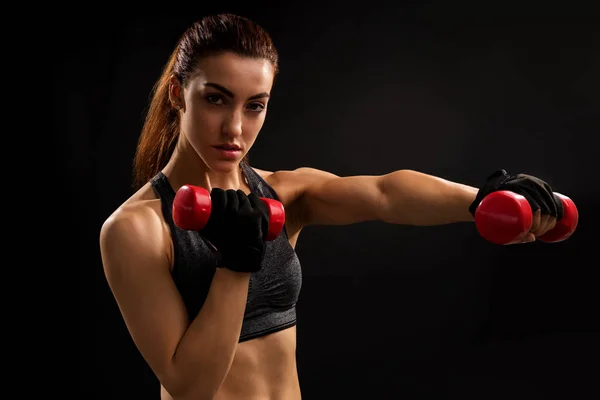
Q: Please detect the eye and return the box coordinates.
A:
[247,102,265,112]
[205,94,225,105]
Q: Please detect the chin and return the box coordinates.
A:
[208,159,242,173]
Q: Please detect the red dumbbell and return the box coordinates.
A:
[474,190,579,245]
[172,184,285,241]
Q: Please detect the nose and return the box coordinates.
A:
[222,109,243,138]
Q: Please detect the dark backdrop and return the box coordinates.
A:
[72,5,599,399]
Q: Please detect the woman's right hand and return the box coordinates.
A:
[200,189,270,272]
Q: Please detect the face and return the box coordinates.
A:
[173,52,274,173]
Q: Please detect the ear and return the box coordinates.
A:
[168,75,184,111]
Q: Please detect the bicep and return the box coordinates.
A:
[99,211,189,383]
[297,168,387,226]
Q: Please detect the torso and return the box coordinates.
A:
[163,327,301,400]
[125,166,306,400]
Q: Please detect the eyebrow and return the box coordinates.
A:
[204,82,270,100]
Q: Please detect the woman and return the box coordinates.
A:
[99,13,563,400]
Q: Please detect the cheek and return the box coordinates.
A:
[248,112,267,133]
[243,117,265,142]
[182,109,219,141]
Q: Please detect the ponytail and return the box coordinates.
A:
[132,48,180,190]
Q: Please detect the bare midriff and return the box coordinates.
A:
[160,326,301,400]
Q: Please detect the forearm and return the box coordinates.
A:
[168,268,250,399]
[379,169,478,226]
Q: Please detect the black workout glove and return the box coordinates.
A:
[200,189,270,273]
[468,169,564,221]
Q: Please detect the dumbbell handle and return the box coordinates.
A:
[172,185,285,241]
[474,190,579,245]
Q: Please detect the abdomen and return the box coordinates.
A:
[217,326,300,399]
[160,326,300,400]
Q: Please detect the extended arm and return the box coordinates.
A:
[290,168,478,227]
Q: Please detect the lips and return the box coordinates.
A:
[214,144,241,151]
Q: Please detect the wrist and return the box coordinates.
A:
[220,245,264,273]
[447,181,478,223]
[214,266,252,279]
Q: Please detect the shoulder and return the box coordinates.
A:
[100,184,171,269]
[249,166,339,216]
[101,200,160,240]
[253,166,339,190]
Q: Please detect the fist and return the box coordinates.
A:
[521,209,556,243]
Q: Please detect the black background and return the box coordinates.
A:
[71,4,599,399]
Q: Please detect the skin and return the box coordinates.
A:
[100,52,557,400]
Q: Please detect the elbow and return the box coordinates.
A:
[171,389,218,400]
[157,365,225,400]
[375,172,404,223]
[162,380,219,400]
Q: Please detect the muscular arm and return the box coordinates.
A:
[377,169,478,225]
[100,204,249,400]
[287,168,478,227]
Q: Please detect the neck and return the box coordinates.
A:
[162,139,247,192]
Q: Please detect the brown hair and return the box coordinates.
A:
[132,14,279,189]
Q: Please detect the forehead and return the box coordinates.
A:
[189,52,274,93]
